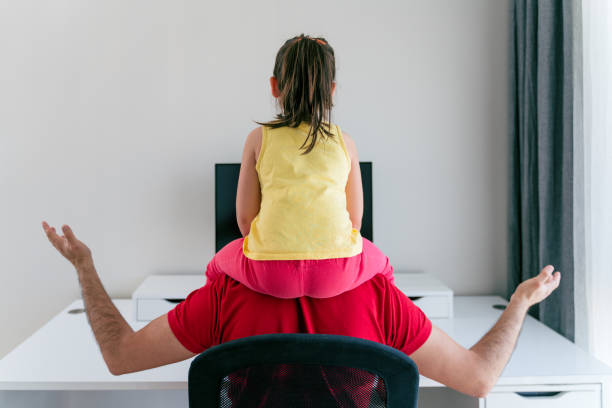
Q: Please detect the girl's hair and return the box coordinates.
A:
[258,34,336,154]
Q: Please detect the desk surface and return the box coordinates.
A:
[1,296,610,390]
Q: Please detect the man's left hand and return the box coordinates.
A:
[42,221,92,268]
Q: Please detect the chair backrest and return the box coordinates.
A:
[188,334,419,408]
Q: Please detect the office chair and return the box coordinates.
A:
[188,333,419,408]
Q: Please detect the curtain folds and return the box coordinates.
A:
[508,0,580,341]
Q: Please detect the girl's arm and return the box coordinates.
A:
[236,127,262,236]
[342,131,363,231]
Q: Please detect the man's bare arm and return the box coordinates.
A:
[43,222,196,375]
[467,293,530,390]
[410,266,561,398]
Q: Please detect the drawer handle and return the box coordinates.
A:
[515,391,565,398]
[409,296,423,301]
[164,298,185,304]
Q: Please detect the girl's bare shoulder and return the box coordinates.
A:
[245,126,263,162]
[340,130,358,160]
[246,126,263,142]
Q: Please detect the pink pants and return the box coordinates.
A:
[205,237,395,298]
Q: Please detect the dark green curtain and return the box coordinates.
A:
[508,0,580,341]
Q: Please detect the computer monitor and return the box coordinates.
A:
[215,162,373,252]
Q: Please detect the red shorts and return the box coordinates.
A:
[205,238,394,298]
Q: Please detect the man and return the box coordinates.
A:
[42,222,560,398]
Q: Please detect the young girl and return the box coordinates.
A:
[206,34,394,298]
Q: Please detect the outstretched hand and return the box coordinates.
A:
[512,265,561,308]
[42,221,92,268]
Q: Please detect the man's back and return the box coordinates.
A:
[168,274,432,356]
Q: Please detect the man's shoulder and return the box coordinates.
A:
[357,274,404,297]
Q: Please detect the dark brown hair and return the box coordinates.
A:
[258,34,336,154]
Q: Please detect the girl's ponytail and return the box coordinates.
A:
[259,34,336,154]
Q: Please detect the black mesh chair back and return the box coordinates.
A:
[188,334,419,408]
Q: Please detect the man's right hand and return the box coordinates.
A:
[510,265,561,309]
[410,265,562,398]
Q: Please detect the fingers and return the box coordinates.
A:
[552,271,561,287]
[540,265,554,278]
[62,224,78,244]
[43,221,60,242]
[42,221,57,239]
[42,222,75,242]
[42,221,67,252]
[543,272,561,298]
[42,221,91,267]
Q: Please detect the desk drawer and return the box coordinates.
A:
[410,295,452,318]
[135,299,183,321]
[483,385,601,408]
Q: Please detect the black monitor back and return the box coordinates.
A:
[215,162,372,252]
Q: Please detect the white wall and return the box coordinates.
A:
[0,0,509,358]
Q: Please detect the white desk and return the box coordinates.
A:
[1,297,611,408]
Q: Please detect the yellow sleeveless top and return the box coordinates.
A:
[243,122,363,260]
